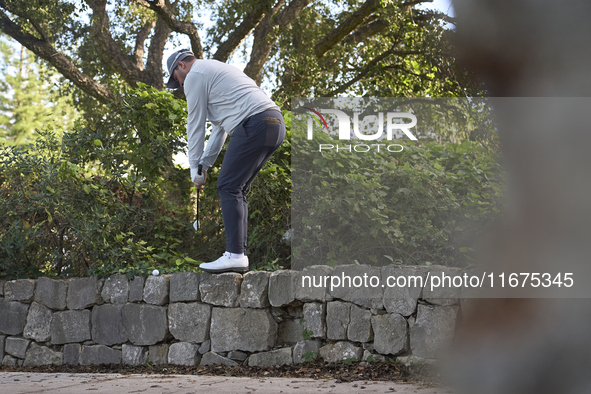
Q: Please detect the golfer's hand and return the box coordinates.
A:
[191,167,207,189]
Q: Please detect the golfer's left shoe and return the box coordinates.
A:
[199,252,249,274]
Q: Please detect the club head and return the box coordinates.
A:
[193,219,200,231]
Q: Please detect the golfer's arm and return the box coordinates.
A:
[185,75,208,171]
[199,125,227,170]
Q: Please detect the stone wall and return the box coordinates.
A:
[0,265,461,367]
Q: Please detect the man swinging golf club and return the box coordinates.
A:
[166,48,285,274]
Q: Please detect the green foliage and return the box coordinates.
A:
[304,351,318,362]
[0,85,195,279]
[0,84,291,278]
[0,85,503,279]
[269,3,480,105]
[342,357,358,365]
[292,122,504,268]
[302,328,313,340]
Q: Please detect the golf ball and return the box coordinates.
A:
[152,269,160,276]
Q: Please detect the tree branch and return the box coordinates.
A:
[144,16,171,89]
[0,1,48,40]
[326,47,420,95]
[402,0,433,7]
[0,9,114,103]
[134,20,156,70]
[130,0,203,58]
[342,19,388,46]
[314,0,380,59]
[243,0,312,84]
[213,0,276,62]
[86,0,146,88]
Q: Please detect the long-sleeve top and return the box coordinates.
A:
[184,59,280,172]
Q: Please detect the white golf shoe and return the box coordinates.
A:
[199,252,249,274]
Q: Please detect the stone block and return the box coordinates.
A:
[5,337,30,358]
[410,303,459,359]
[329,265,384,309]
[293,340,321,364]
[210,308,277,353]
[23,302,53,342]
[277,319,305,345]
[101,274,128,304]
[371,313,408,356]
[199,273,241,307]
[5,279,36,302]
[348,304,373,343]
[170,272,200,302]
[92,304,126,346]
[148,344,169,365]
[228,350,248,362]
[67,277,101,310]
[268,270,297,307]
[51,310,91,344]
[34,277,67,310]
[0,300,29,335]
[63,343,81,365]
[319,341,363,363]
[122,344,147,365]
[198,340,211,355]
[128,276,145,303]
[143,275,170,305]
[248,347,293,367]
[421,266,462,306]
[168,342,201,366]
[79,345,121,365]
[382,266,426,316]
[303,302,326,338]
[23,343,62,366]
[122,304,168,346]
[2,355,19,366]
[326,301,350,340]
[296,265,334,302]
[200,351,238,366]
[168,302,210,343]
[0,335,4,360]
[239,271,270,308]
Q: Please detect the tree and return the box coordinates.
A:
[0,0,479,110]
[0,36,77,145]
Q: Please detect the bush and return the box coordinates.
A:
[292,127,504,268]
[0,85,503,279]
[0,85,292,279]
[0,83,199,279]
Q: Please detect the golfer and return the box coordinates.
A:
[165,48,285,274]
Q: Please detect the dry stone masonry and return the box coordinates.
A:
[0,265,462,367]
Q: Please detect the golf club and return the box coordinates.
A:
[193,164,202,231]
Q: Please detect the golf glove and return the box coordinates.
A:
[191,166,206,185]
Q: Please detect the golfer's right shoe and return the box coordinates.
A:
[199,252,249,274]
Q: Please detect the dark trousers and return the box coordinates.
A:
[217,109,286,254]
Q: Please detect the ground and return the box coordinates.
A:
[0,359,442,388]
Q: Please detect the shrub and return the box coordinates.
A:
[0,85,291,279]
[291,125,504,267]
